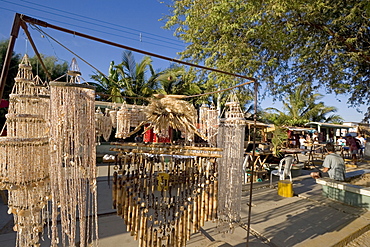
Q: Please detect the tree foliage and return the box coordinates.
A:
[90,61,125,103]
[0,40,21,100]
[29,55,68,82]
[115,50,158,105]
[164,0,370,120]
[263,84,343,126]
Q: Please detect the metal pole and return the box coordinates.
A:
[246,80,258,246]
[0,13,22,101]
[19,14,256,82]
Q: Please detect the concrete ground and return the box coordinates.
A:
[1,152,370,246]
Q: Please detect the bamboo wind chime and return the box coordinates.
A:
[0,54,50,247]
[49,58,98,246]
[111,143,222,247]
[216,96,246,233]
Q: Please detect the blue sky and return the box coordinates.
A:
[0,0,367,122]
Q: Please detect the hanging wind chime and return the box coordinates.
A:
[198,103,219,146]
[49,58,98,246]
[109,93,221,246]
[115,103,132,139]
[0,54,51,247]
[216,95,246,233]
[111,143,222,247]
[95,107,113,143]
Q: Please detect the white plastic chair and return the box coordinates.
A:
[270,155,294,187]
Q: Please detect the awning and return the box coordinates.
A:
[305,122,351,129]
[284,126,315,132]
[244,120,270,128]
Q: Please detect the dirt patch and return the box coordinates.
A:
[347,173,370,187]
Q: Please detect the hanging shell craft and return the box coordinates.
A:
[0,54,51,247]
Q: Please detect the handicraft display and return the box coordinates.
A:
[111,143,222,247]
[216,97,246,233]
[95,107,113,142]
[115,103,132,139]
[49,69,98,246]
[0,54,50,247]
[198,103,219,146]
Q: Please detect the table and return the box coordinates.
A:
[304,144,327,168]
[280,148,306,163]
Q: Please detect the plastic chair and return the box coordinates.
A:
[270,155,294,187]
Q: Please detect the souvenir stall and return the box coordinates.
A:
[0,14,258,247]
[110,95,246,246]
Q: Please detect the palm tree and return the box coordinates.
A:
[115,50,158,105]
[154,65,204,106]
[90,61,124,103]
[265,84,343,126]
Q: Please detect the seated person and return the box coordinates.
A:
[311,143,345,181]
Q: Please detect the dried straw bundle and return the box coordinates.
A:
[145,97,198,137]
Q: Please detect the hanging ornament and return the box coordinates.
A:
[129,105,147,128]
[0,137,50,246]
[95,107,112,143]
[217,95,246,233]
[0,54,51,247]
[116,103,131,139]
[107,108,118,128]
[110,143,222,247]
[49,59,98,246]
[207,103,219,147]
[198,104,209,137]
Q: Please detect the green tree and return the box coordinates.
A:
[154,64,205,106]
[0,40,20,129]
[164,0,370,120]
[115,50,158,105]
[264,85,343,126]
[90,61,124,103]
[29,55,68,82]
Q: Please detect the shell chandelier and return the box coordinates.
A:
[115,103,132,139]
[198,103,219,146]
[216,96,246,233]
[0,54,51,247]
[95,107,112,143]
[49,61,98,246]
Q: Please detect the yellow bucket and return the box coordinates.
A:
[278,180,294,197]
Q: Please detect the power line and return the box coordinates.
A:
[21,14,256,82]
[20,0,183,46]
[0,0,185,50]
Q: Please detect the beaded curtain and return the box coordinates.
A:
[217,98,246,233]
[49,81,98,247]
